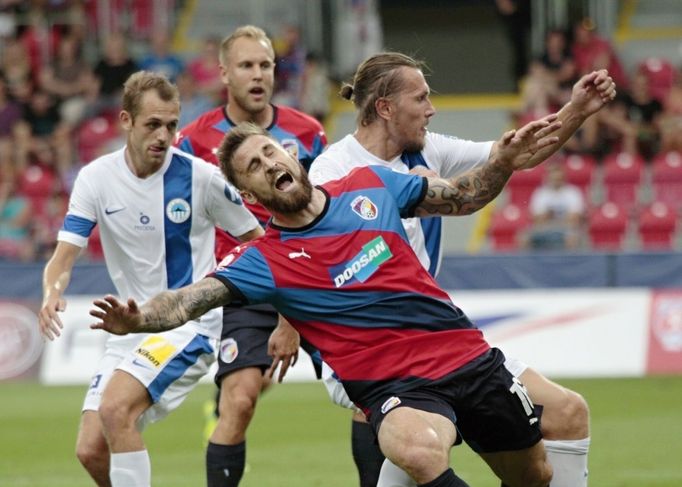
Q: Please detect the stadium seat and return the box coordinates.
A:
[77,114,120,162]
[506,164,546,206]
[651,150,682,210]
[601,151,644,213]
[638,201,677,250]
[638,57,678,102]
[562,153,596,199]
[16,164,58,215]
[489,203,530,251]
[588,202,628,251]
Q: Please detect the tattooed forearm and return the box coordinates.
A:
[416,162,513,216]
[138,278,231,333]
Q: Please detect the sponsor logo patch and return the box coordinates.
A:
[220,338,239,363]
[380,396,401,414]
[166,198,191,224]
[330,236,393,287]
[133,336,177,368]
[350,196,378,220]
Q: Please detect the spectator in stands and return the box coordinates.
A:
[176,70,213,129]
[299,52,331,123]
[0,172,34,261]
[571,18,629,90]
[0,72,23,138]
[0,38,33,103]
[39,33,97,127]
[528,162,585,250]
[494,0,531,86]
[22,89,62,137]
[138,29,184,82]
[187,36,224,103]
[658,77,682,153]
[622,70,663,158]
[92,32,139,114]
[272,24,306,108]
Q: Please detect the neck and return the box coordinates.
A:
[353,124,402,161]
[124,148,162,179]
[270,188,326,228]
[226,102,273,128]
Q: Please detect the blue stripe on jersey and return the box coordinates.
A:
[213,118,233,134]
[164,154,194,289]
[400,152,443,276]
[62,214,96,237]
[147,334,214,403]
[275,289,472,331]
[177,137,195,155]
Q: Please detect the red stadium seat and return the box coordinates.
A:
[16,164,58,215]
[651,151,682,209]
[638,201,677,250]
[588,202,629,251]
[562,153,596,199]
[506,164,546,206]
[489,203,530,251]
[638,57,678,102]
[77,114,120,162]
[602,151,644,212]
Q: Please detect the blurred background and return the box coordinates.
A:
[1,0,681,400]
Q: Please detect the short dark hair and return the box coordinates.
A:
[218,122,275,187]
[340,52,426,127]
[122,71,179,119]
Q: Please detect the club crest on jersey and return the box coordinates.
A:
[381,396,401,414]
[350,196,378,220]
[281,139,299,159]
[330,236,393,288]
[166,198,191,223]
[220,338,239,363]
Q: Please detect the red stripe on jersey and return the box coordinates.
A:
[322,166,386,196]
[293,319,490,381]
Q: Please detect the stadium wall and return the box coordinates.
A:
[1,254,681,383]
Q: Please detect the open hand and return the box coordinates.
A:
[266,316,300,383]
[497,113,562,171]
[89,295,143,335]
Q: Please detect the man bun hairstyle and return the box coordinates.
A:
[344,52,426,126]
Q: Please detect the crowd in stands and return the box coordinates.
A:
[492,17,682,253]
[0,1,332,262]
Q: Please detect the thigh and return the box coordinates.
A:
[479,440,550,487]
[82,350,124,413]
[115,330,216,428]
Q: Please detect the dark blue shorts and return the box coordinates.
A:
[216,306,322,384]
[367,348,543,453]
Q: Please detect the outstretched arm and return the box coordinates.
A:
[415,114,561,217]
[90,277,232,335]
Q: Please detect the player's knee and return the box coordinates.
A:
[385,436,447,480]
[220,389,258,420]
[543,389,590,439]
[98,395,132,433]
[519,458,553,487]
[75,441,107,473]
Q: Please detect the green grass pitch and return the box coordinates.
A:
[1,377,682,486]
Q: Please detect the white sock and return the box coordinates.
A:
[110,450,151,487]
[377,459,416,487]
[544,438,590,487]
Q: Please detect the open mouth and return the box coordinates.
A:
[274,171,294,191]
[250,87,265,96]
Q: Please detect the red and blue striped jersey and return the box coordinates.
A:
[175,105,327,258]
[211,166,490,409]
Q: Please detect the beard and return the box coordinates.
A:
[258,171,313,214]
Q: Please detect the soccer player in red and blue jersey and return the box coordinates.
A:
[91,119,567,487]
[173,25,327,487]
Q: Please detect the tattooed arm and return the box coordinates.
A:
[415,114,562,217]
[89,277,231,335]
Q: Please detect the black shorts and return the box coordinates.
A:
[215,305,322,384]
[366,348,542,454]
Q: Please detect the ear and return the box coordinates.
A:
[119,110,132,131]
[240,190,257,204]
[375,97,393,121]
[219,64,230,86]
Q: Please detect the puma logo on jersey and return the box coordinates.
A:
[288,248,311,260]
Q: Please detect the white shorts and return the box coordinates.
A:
[322,355,530,411]
[82,327,217,430]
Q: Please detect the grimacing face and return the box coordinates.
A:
[232,134,313,214]
[222,37,275,116]
[122,90,179,169]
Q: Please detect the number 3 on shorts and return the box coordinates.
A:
[509,376,536,420]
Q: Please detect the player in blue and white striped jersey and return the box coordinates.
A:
[38,72,297,487]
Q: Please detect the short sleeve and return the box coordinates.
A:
[369,166,428,218]
[58,170,97,247]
